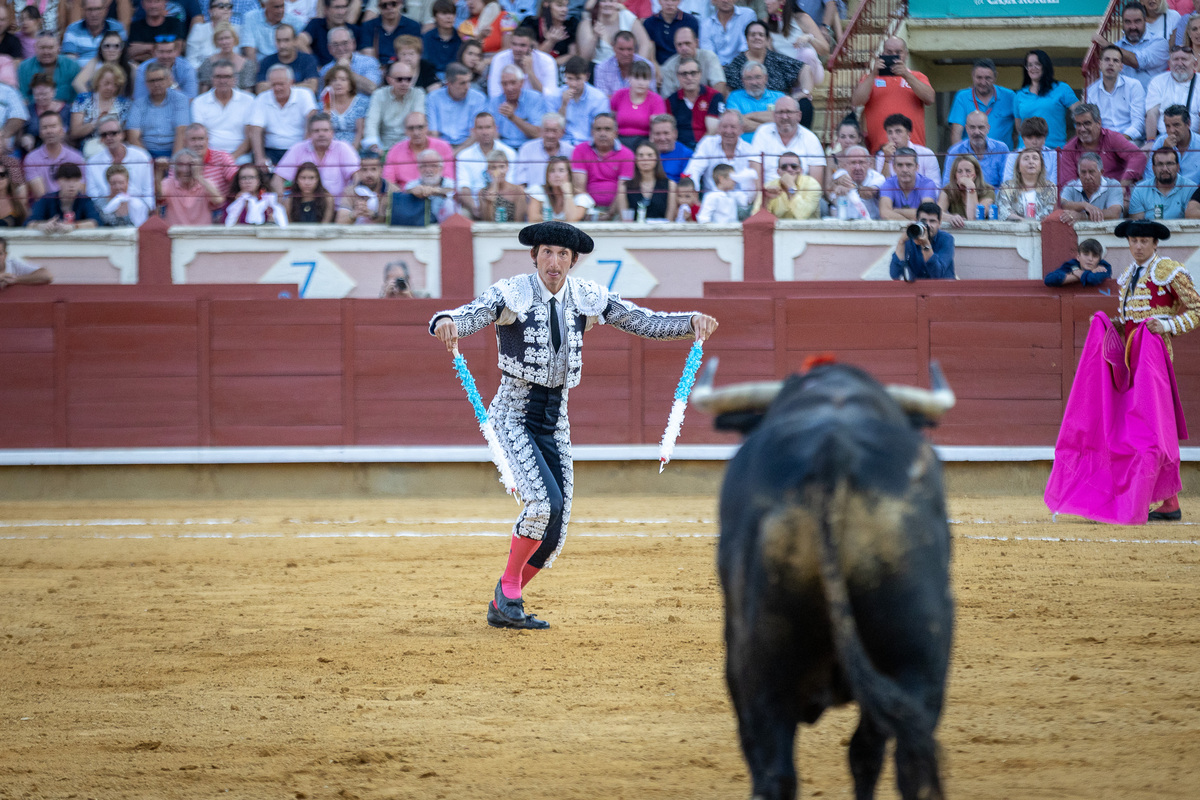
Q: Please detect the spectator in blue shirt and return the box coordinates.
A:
[317,26,381,95]
[427,62,486,146]
[947,58,1017,149]
[699,0,756,65]
[299,0,359,66]
[650,113,691,182]
[241,0,305,60]
[488,64,545,148]
[127,62,192,158]
[26,162,101,231]
[890,202,955,281]
[941,110,1009,189]
[557,56,610,146]
[724,62,784,143]
[1044,238,1112,287]
[133,37,199,101]
[1130,148,1192,220]
[62,0,127,63]
[879,147,938,220]
[358,0,420,66]
[644,0,698,65]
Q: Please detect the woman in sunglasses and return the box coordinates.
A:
[72,31,133,97]
[69,64,131,157]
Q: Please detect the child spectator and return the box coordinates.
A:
[224,163,288,227]
[477,149,527,222]
[696,163,744,223]
[1044,239,1112,287]
[348,186,380,224]
[286,161,335,223]
[26,162,100,231]
[674,175,700,221]
[98,164,152,227]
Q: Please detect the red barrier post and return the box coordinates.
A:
[742,207,776,282]
[439,213,474,298]
[137,215,173,285]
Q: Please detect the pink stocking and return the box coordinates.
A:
[500,534,540,598]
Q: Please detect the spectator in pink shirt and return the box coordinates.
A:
[23,112,86,200]
[610,60,666,148]
[570,112,635,219]
[181,124,237,199]
[157,148,225,225]
[270,112,360,196]
[382,111,456,187]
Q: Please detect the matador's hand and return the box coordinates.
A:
[1146,318,1168,335]
[692,313,718,341]
[435,316,459,352]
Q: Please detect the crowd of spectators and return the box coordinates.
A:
[0,0,1196,236]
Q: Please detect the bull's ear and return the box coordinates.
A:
[714,411,767,435]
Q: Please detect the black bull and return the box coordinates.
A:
[695,361,955,800]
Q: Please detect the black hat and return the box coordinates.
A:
[1114,219,1171,241]
[518,221,594,254]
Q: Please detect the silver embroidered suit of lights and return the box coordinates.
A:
[431,273,697,567]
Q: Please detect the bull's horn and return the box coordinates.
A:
[886,362,956,420]
[691,357,784,415]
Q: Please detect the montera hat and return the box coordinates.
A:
[519,221,595,254]
[1114,219,1171,241]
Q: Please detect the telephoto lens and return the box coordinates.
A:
[907,222,927,240]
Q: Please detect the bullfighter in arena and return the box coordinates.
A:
[1046,219,1200,524]
[431,221,719,629]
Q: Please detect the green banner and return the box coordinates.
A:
[910,0,1104,18]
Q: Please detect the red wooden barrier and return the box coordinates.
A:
[4,280,1196,449]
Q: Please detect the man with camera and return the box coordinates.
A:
[380,261,417,297]
[889,202,955,281]
[850,36,935,153]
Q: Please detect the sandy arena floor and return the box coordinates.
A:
[1,494,1199,800]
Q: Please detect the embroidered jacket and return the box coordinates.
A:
[1117,254,1200,357]
[431,273,696,389]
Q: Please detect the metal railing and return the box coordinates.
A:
[822,0,909,145]
[1082,0,1124,100]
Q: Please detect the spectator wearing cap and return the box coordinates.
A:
[255,24,320,94]
[242,0,306,62]
[157,147,226,225]
[132,37,198,101]
[383,112,454,187]
[24,111,85,200]
[61,0,127,63]
[19,32,80,104]
[487,64,545,149]
[86,115,156,210]
[191,59,255,160]
[317,26,380,95]
[454,111,516,219]
[26,162,100,230]
[128,0,185,63]
[272,112,360,196]
[427,62,487,149]
[558,56,610,146]
[299,0,359,66]
[127,62,191,159]
[362,61,426,154]
[249,64,319,164]
[358,0,421,65]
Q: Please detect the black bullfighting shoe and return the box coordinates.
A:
[1148,507,1183,521]
[486,581,550,629]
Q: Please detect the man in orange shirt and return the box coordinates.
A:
[850,36,935,153]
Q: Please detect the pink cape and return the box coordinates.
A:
[1044,312,1188,525]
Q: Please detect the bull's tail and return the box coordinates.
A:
[808,433,944,799]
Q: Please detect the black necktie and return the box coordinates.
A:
[549,297,562,351]
[1123,265,1143,319]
